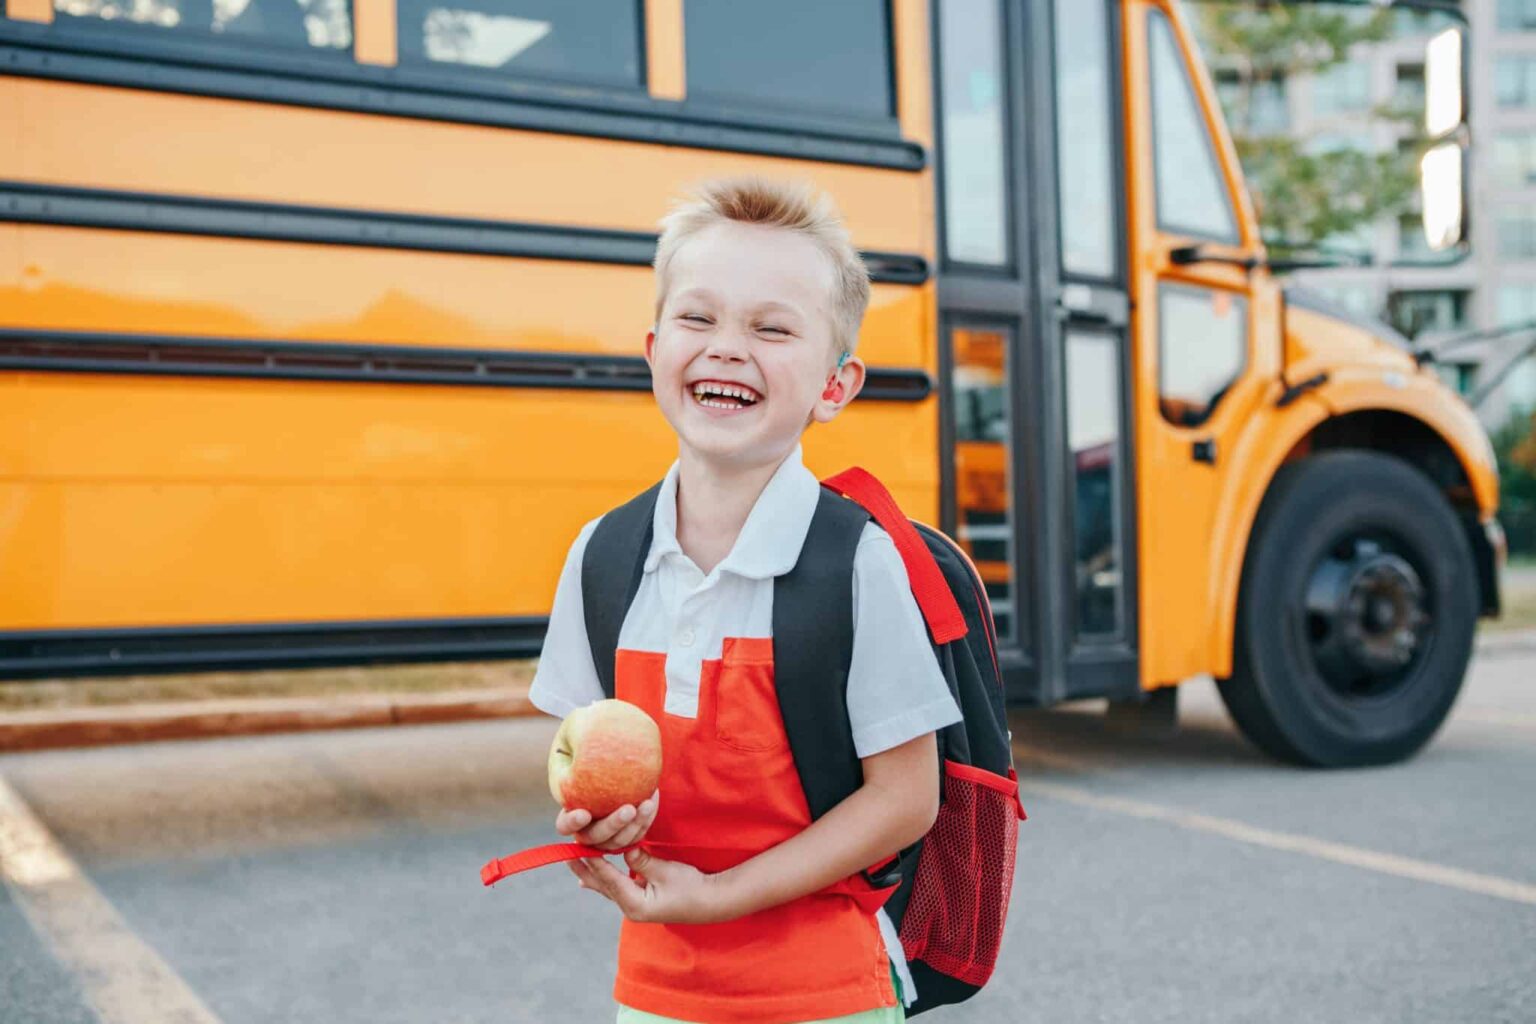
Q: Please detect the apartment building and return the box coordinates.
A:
[1207,2,1535,430]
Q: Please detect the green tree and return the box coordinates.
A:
[1495,410,1536,558]
[1193,4,1424,257]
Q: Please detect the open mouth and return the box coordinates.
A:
[689,381,763,411]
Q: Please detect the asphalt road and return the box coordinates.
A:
[2,655,1533,1024]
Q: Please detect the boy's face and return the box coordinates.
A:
[646,221,864,470]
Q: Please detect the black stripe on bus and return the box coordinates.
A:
[0,181,930,286]
[0,25,926,172]
[0,329,936,401]
[0,617,550,679]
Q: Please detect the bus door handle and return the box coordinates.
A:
[1056,284,1128,329]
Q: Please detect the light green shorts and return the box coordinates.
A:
[614,965,906,1024]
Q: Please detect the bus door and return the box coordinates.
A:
[1125,2,1276,689]
[935,0,1138,705]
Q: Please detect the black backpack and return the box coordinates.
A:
[582,466,1025,1016]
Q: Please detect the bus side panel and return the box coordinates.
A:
[0,369,939,630]
[0,78,929,254]
[0,226,929,366]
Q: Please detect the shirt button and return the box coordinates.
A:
[677,628,695,647]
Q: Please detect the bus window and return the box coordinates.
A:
[1054,0,1117,279]
[1147,9,1238,242]
[52,0,352,52]
[396,0,642,87]
[1157,284,1247,427]
[950,324,1019,641]
[937,0,1009,266]
[685,0,893,121]
[1065,328,1124,638]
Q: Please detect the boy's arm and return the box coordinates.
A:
[528,517,605,718]
[573,730,939,924]
[529,517,659,850]
[711,728,940,918]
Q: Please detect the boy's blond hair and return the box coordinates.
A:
[652,177,870,357]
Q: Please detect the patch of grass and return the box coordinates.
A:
[0,660,537,714]
[1486,587,1536,633]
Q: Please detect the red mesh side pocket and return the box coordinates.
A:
[897,760,1022,988]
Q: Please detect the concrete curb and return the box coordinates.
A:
[1476,629,1536,658]
[4,629,1529,755]
[0,688,541,754]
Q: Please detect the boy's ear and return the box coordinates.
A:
[644,329,656,367]
[811,354,866,426]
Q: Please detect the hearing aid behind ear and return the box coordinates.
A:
[822,351,850,401]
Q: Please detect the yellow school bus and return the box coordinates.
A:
[0,0,1496,765]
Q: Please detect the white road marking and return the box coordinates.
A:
[1453,709,1536,730]
[1018,776,1536,906]
[0,775,224,1024]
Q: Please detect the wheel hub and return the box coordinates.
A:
[1304,539,1431,695]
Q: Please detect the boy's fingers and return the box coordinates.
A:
[555,808,591,835]
[582,856,645,916]
[602,820,645,851]
[577,805,637,846]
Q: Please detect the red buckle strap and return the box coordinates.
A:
[480,842,640,887]
[822,467,968,645]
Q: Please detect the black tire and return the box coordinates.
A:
[1219,451,1477,767]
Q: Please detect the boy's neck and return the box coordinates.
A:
[673,446,790,577]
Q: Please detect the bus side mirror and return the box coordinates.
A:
[1420,26,1466,253]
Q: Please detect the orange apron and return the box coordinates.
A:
[612,637,898,1024]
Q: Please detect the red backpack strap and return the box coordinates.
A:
[480,841,640,887]
[822,467,968,645]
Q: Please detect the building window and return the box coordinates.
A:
[1505,360,1536,415]
[685,0,894,121]
[1494,134,1536,190]
[1394,9,1439,36]
[1500,284,1536,325]
[1311,60,1371,117]
[1387,289,1470,334]
[53,0,352,51]
[1498,207,1536,261]
[396,0,642,87]
[1497,59,1536,110]
[1498,0,1536,31]
[1436,362,1476,397]
[1399,212,1436,261]
[1214,70,1289,135]
[1312,283,1379,319]
[1395,63,1425,112]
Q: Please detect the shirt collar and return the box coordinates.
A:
[644,443,822,580]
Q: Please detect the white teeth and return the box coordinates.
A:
[690,382,759,405]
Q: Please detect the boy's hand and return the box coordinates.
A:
[570,847,737,925]
[555,789,659,851]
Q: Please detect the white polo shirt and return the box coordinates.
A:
[529,442,963,1006]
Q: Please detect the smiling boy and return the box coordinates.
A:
[528,178,962,1023]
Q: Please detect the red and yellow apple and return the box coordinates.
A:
[548,699,662,819]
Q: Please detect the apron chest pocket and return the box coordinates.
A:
[713,638,788,753]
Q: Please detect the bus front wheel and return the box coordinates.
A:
[1219,451,1478,767]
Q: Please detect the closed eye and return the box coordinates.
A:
[758,325,791,337]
